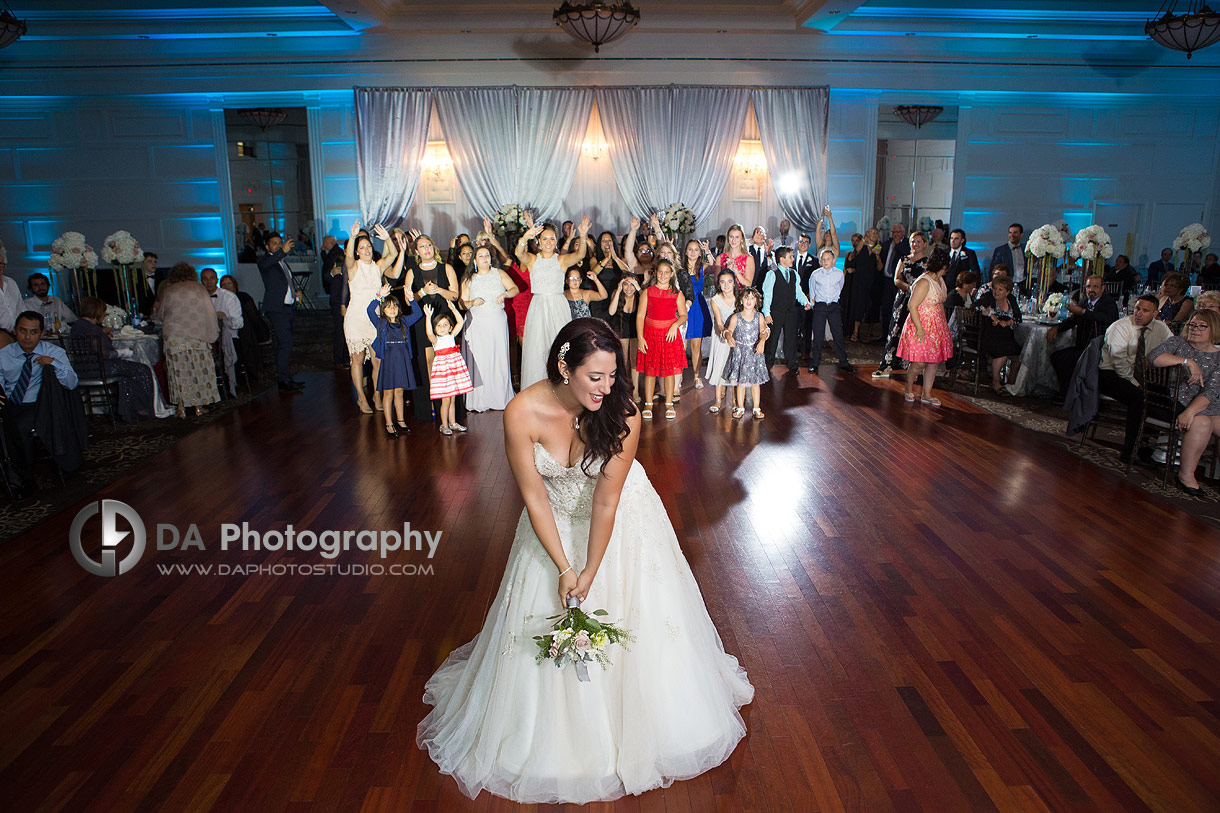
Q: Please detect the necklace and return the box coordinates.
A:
[550,386,581,430]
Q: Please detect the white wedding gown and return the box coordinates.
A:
[417,442,753,805]
[519,254,571,389]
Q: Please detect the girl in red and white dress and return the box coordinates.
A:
[635,259,688,420]
[423,302,473,436]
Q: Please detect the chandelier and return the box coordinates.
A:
[421,141,454,180]
[1145,2,1220,59]
[238,108,287,130]
[893,105,943,129]
[0,1,27,50]
[733,140,767,176]
[553,2,640,53]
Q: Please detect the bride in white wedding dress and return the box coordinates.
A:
[417,317,753,805]
[517,214,590,389]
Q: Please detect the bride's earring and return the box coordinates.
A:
[563,375,570,385]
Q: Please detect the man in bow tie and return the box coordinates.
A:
[945,229,981,290]
[201,267,243,397]
[793,234,816,360]
[257,233,304,393]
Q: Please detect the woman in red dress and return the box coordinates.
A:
[635,259,688,420]
[896,248,953,406]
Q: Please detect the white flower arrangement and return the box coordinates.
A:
[1173,223,1211,254]
[1069,224,1114,261]
[491,203,529,235]
[102,305,128,330]
[101,230,144,266]
[1052,219,1071,244]
[1042,292,1064,315]
[917,215,934,233]
[1025,223,1067,259]
[876,215,893,234]
[658,203,695,241]
[48,231,98,271]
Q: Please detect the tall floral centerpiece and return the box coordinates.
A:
[101,230,145,315]
[657,203,695,244]
[1069,225,1113,278]
[491,203,530,248]
[1172,223,1211,274]
[48,231,98,312]
[1024,224,1067,311]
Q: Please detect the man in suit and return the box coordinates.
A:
[878,222,909,339]
[945,228,981,290]
[793,233,817,359]
[0,311,79,494]
[988,223,1026,286]
[1047,273,1120,395]
[1147,248,1174,287]
[257,233,304,393]
[749,226,772,292]
[1199,253,1220,287]
[319,235,348,368]
[761,247,809,373]
[1104,254,1139,305]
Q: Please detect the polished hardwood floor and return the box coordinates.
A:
[3,366,1220,811]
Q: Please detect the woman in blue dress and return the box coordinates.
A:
[367,282,423,437]
[680,239,714,389]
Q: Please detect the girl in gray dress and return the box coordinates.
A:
[723,286,770,419]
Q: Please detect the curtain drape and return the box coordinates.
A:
[750,87,829,236]
[434,87,593,222]
[595,86,749,227]
[354,88,432,228]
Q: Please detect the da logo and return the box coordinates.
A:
[69,500,146,577]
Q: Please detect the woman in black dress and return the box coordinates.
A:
[855,227,883,342]
[975,275,1023,394]
[407,234,461,422]
[586,230,628,323]
[844,232,875,342]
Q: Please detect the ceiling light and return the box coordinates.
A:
[0,2,27,50]
[553,2,640,53]
[238,109,287,130]
[1145,1,1220,59]
[893,105,943,129]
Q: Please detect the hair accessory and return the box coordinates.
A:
[557,341,570,363]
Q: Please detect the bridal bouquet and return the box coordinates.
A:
[658,203,695,241]
[1173,223,1211,254]
[535,599,632,682]
[101,230,144,266]
[48,231,98,271]
[491,203,529,236]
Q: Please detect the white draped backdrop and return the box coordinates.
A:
[353,85,828,239]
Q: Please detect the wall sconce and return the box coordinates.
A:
[421,140,454,179]
[734,139,766,176]
[582,139,608,161]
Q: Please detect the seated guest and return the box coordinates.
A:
[154,263,220,418]
[945,270,980,316]
[0,241,22,340]
[1048,274,1120,395]
[1199,253,1220,287]
[1147,248,1174,288]
[1104,255,1139,305]
[976,275,1022,394]
[26,272,76,329]
[201,267,243,397]
[1096,295,1173,466]
[1148,310,1220,497]
[0,311,82,493]
[1157,272,1194,324]
[975,263,1009,299]
[1035,265,1070,296]
[219,275,268,380]
[69,296,156,423]
[1195,290,1220,315]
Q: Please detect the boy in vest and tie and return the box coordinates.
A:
[762,247,808,373]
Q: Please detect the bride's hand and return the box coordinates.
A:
[558,569,579,605]
[568,570,595,603]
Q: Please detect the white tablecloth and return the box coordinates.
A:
[1007,320,1074,397]
[112,333,174,418]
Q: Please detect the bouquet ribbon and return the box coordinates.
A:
[566,596,591,682]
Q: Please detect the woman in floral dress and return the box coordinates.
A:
[896,248,953,405]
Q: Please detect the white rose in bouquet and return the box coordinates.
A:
[1173,223,1210,253]
[102,230,144,266]
[48,231,98,271]
[1025,224,1066,259]
[102,305,128,330]
[1070,225,1112,263]
[1042,292,1063,315]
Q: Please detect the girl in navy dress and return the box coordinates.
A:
[680,239,713,391]
[367,282,423,437]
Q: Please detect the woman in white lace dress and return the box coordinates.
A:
[343,220,399,413]
[516,213,590,388]
[460,245,520,411]
[418,318,753,805]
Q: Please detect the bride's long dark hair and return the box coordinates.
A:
[545,318,637,476]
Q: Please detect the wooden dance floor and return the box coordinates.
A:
[3,368,1220,812]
